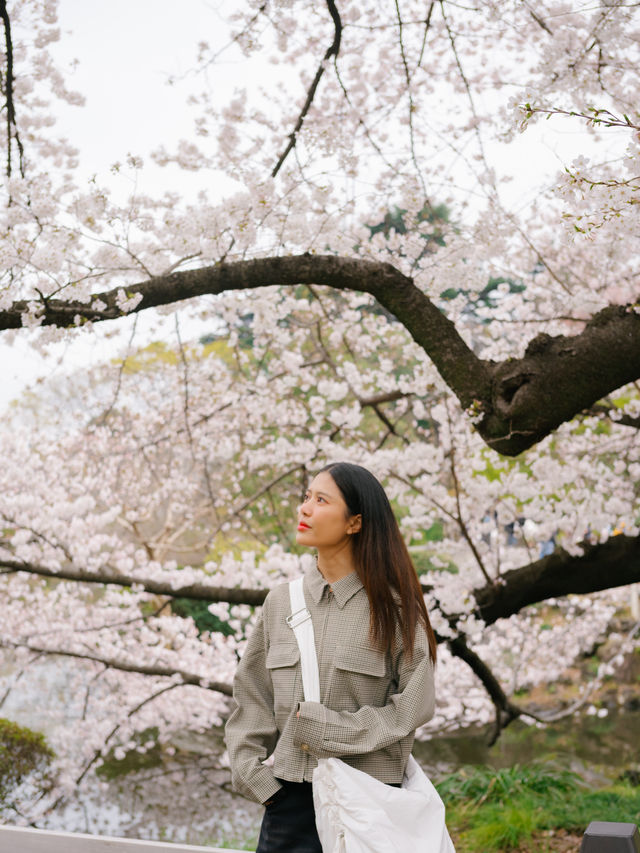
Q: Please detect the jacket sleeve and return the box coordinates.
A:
[224,602,283,804]
[292,625,435,757]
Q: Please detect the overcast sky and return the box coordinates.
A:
[53,0,221,184]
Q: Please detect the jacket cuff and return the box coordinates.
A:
[238,765,283,805]
[264,785,287,807]
[293,701,327,755]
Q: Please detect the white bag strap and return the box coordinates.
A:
[287,577,321,703]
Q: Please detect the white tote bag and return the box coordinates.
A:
[288,578,455,853]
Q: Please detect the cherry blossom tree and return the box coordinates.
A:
[1,0,639,821]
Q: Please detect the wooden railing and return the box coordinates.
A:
[0,824,250,852]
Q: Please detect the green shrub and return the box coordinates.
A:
[438,761,581,805]
[461,803,538,851]
[0,717,55,812]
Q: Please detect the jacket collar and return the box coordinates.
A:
[305,562,364,609]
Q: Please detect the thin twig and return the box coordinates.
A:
[394,0,429,202]
[0,639,233,695]
[272,0,342,177]
[446,402,494,585]
[0,0,25,178]
[95,315,139,427]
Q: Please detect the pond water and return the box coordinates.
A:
[414,707,640,781]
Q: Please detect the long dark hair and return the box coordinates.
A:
[319,462,437,662]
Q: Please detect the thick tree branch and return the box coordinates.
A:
[0,254,489,425]
[5,537,639,744]
[2,255,639,455]
[0,574,524,742]
[480,313,640,454]
[473,533,640,625]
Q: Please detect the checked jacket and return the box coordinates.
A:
[224,564,435,805]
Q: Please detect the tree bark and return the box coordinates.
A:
[473,533,640,625]
[481,308,640,454]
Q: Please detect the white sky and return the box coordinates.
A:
[53,0,224,188]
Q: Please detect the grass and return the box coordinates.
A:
[437,762,640,852]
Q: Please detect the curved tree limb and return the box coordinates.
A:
[4,536,639,743]
[2,255,639,455]
[446,632,522,745]
[0,254,490,427]
[480,312,640,455]
[0,592,524,743]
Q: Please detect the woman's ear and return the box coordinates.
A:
[348,514,362,534]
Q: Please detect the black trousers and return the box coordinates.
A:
[256,779,322,853]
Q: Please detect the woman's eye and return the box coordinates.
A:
[302,493,310,502]
[317,496,325,503]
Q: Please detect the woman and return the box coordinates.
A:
[225,462,438,853]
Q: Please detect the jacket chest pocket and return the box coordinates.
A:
[330,644,389,710]
[266,642,300,715]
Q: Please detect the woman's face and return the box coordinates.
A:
[296,471,361,549]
